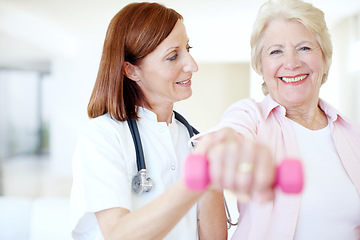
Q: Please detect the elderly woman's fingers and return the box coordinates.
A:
[192,128,236,192]
[208,137,241,191]
[252,144,275,202]
[204,128,243,191]
[193,131,225,154]
[207,142,226,192]
[193,128,275,202]
[233,139,256,201]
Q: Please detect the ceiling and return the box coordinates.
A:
[0,0,360,71]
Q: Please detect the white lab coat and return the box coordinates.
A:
[70,107,198,240]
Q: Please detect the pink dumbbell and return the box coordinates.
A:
[184,154,303,194]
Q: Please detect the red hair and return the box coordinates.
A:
[88,2,183,121]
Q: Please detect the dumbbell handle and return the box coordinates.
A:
[184,154,303,194]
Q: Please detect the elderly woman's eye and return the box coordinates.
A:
[299,46,311,51]
[270,50,281,55]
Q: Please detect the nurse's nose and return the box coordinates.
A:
[183,53,199,73]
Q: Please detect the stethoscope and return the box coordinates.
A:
[127,111,198,194]
[127,111,237,229]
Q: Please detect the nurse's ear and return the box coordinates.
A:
[123,61,141,82]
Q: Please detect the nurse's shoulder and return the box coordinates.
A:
[79,113,130,145]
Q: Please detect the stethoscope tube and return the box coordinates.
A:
[127,118,146,171]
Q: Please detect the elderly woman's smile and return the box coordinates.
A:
[280,74,308,83]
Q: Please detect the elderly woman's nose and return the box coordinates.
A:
[283,52,301,70]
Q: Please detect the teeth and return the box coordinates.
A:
[177,79,190,85]
[281,75,307,83]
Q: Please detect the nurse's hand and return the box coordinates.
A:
[194,127,275,203]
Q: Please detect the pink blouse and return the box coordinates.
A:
[216,94,360,240]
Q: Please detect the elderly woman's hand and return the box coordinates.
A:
[194,127,275,203]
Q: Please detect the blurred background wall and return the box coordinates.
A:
[0,0,359,239]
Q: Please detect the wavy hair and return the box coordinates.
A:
[250,0,333,95]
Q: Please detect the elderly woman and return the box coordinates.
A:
[207,0,360,239]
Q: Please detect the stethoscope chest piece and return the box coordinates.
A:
[128,111,197,194]
[132,169,153,194]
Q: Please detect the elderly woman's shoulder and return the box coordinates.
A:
[346,119,360,135]
[335,113,360,137]
[222,98,263,119]
[228,98,258,108]
[226,98,266,112]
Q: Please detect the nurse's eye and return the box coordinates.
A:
[186,45,193,52]
[167,53,178,61]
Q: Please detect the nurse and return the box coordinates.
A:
[70,2,275,240]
